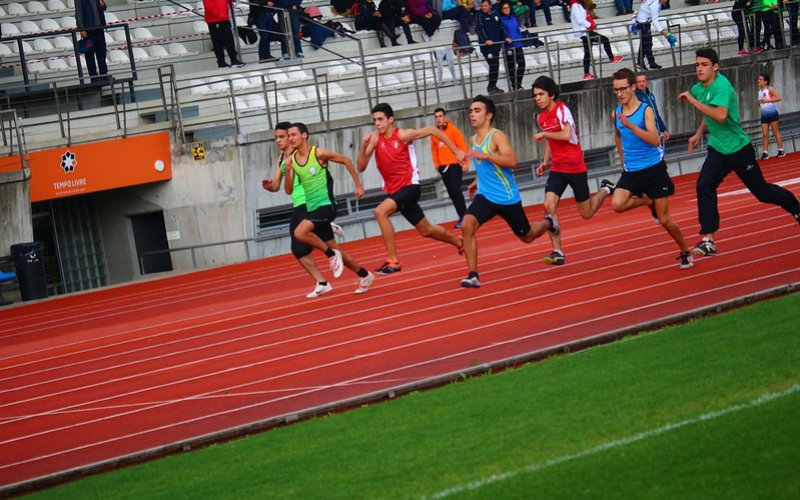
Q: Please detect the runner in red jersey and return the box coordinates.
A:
[357,102,467,275]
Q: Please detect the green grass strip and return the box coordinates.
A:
[34,293,800,499]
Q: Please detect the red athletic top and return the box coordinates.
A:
[374,128,419,194]
[536,102,587,174]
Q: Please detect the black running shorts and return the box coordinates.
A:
[466,194,531,237]
[616,160,674,199]
[545,171,591,202]
[305,204,336,241]
[388,184,426,226]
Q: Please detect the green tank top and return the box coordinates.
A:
[292,146,334,212]
[279,156,305,208]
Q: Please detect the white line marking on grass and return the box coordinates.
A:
[427,384,800,499]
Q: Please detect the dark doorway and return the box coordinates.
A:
[131,211,173,274]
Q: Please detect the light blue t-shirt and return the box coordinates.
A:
[473,129,521,205]
[615,102,663,172]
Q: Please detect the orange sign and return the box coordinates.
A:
[1,132,172,202]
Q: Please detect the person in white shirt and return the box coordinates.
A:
[570,0,623,79]
[631,0,676,70]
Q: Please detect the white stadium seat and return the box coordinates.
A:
[168,43,190,56]
[60,16,77,28]
[113,30,129,43]
[132,27,154,41]
[0,7,7,19]
[192,21,209,35]
[47,57,69,70]
[105,13,120,24]
[381,74,401,88]
[52,35,72,49]
[33,38,56,52]
[105,32,116,45]
[27,59,48,73]
[1,23,21,36]
[7,3,27,16]
[305,85,325,101]
[0,43,12,57]
[246,93,266,110]
[29,1,48,14]
[132,47,150,62]
[10,40,34,54]
[47,0,69,12]
[267,69,290,84]
[19,21,42,34]
[67,55,78,67]
[40,18,61,31]
[108,50,130,64]
[148,45,169,58]
[189,79,212,95]
[208,77,229,92]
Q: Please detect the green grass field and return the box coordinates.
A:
[34,293,800,499]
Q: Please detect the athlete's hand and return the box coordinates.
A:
[361,132,373,149]
[535,162,546,176]
[616,112,633,129]
[354,185,364,198]
[533,132,546,143]
[455,149,466,164]
[663,130,670,142]
[467,181,478,199]
[688,132,702,154]
[676,91,695,105]
[461,161,468,173]
[262,178,274,190]
[467,149,489,161]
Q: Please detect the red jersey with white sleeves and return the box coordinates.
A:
[374,128,419,194]
[536,102,587,174]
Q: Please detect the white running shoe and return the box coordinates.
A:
[306,282,333,299]
[331,223,345,239]
[328,249,344,278]
[354,272,375,294]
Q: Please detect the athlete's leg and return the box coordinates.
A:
[770,121,783,150]
[575,184,609,220]
[294,219,329,252]
[611,188,650,213]
[543,191,563,253]
[414,217,462,248]
[761,122,770,154]
[461,214,481,273]
[374,197,400,262]
[653,198,690,252]
[297,255,326,282]
[519,219,553,244]
[734,154,800,218]
[696,149,731,237]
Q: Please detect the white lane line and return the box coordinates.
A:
[428,383,800,499]
[718,177,800,198]
[0,263,795,465]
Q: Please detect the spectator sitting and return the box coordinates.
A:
[509,1,532,28]
[354,0,400,47]
[203,0,244,67]
[379,0,417,44]
[75,0,108,79]
[440,0,475,33]
[404,0,443,41]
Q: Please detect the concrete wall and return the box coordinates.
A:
[0,169,33,256]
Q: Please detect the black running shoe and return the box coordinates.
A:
[693,239,717,256]
[649,201,659,225]
[600,178,616,194]
[677,251,694,269]
[542,250,565,265]
[544,213,560,235]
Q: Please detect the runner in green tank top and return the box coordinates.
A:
[284,122,375,297]
[677,49,800,257]
[262,122,344,299]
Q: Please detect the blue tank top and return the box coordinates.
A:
[615,103,663,172]
[473,129,521,205]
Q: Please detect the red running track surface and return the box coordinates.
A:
[1,159,799,490]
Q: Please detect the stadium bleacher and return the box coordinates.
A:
[0,0,796,150]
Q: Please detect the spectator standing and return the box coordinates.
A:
[732,0,754,55]
[631,0,675,70]
[785,0,800,46]
[475,0,506,94]
[431,108,469,227]
[75,0,108,78]
[379,0,417,44]
[614,0,633,15]
[571,0,623,79]
[354,0,399,47]
[441,0,475,33]
[499,2,526,90]
[275,0,304,58]
[635,73,669,143]
[203,0,245,67]
[249,0,279,62]
[761,0,784,48]
[405,0,442,41]
[757,73,785,159]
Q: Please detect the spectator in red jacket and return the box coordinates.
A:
[203,0,245,67]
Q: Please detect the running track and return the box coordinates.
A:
[1,159,799,492]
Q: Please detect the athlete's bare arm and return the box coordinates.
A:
[284,155,295,195]
[356,132,378,173]
[616,106,660,147]
[533,122,573,143]
[468,129,517,168]
[398,126,466,163]
[613,111,624,165]
[262,155,284,192]
[316,147,365,198]
[536,141,552,176]
[688,119,707,154]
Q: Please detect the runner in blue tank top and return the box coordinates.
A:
[458,95,559,288]
[608,68,694,269]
